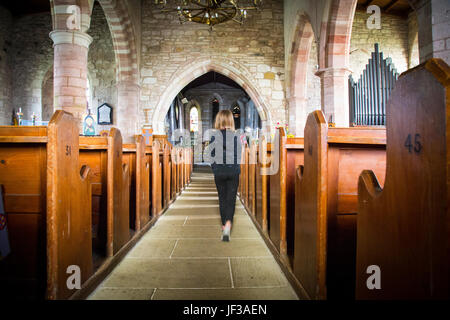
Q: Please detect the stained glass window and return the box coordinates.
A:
[190,107,199,132]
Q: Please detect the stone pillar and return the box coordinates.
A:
[169,100,176,142]
[237,99,245,130]
[415,0,450,64]
[287,96,307,137]
[50,30,92,126]
[316,67,351,127]
[252,102,259,129]
[177,98,184,132]
[116,81,140,143]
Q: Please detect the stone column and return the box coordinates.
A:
[316,67,351,127]
[177,98,184,132]
[50,30,92,126]
[237,99,245,130]
[169,100,176,142]
[415,0,450,64]
[117,81,140,143]
[287,96,307,137]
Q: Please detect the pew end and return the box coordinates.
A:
[356,58,450,299]
[294,110,328,300]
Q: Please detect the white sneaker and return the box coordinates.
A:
[222,225,230,242]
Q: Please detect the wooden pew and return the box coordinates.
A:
[255,139,272,235]
[0,111,92,300]
[151,140,162,216]
[170,146,177,200]
[294,110,386,300]
[79,129,130,260]
[184,147,191,186]
[153,135,168,210]
[269,128,305,266]
[174,147,181,195]
[188,147,193,183]
[163,142,171,208]
[122,143,137,234]
[356,59,449,299]
[123,136,150,232]
[248,141,257,216]
[242,144,249,210]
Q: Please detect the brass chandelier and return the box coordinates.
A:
[154,0,263,26]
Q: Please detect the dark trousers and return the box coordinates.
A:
[214,172,240,226]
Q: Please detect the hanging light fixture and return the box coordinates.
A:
[154,0,263,27]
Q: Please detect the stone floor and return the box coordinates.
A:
[88,171,299,300]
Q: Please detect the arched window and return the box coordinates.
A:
[190,107,199,132]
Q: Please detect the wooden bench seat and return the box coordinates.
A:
[356,58,449,299]
[0,111,92,300]
[79,129,130,261]
[269,129,305,267]
[294,110,386,300]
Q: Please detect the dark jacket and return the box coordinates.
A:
[209,129,241,176]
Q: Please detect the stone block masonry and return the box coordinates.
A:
[140,0,286,133]
[87,3,118,133]
[350,10,415,80]
[9,13,54,122]
[0,6,13,125]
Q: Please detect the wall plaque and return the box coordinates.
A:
[98,103,113,125]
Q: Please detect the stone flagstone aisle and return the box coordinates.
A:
[88,171,299,300]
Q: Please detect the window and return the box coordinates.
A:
[190,107,199,132]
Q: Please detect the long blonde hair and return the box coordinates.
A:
[214,110,235,130]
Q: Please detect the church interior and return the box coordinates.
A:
[0,0,448,303]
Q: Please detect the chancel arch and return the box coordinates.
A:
[164,70,263,147]
[152,58,271,135]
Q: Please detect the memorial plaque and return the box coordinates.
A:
[98,103,113,125]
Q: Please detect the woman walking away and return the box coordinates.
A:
[209,110,242,242]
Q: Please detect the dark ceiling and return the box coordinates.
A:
[0,0,51,16]
[357,0,414,17]
[181,71,244,94]
[0,0,415,19]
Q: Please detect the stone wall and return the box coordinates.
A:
[140,0,285,133]
[428,0,450,64]
[0,3,117,130]
[87,3,118,133]
[0,6,12,125]
[10,13,53,121]
[306,38,321,116]
[408,11,420,68]
[415,0,450,65]
[349,10,415,80]
[283,0,331,71]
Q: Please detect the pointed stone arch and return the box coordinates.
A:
[97,0,138,85]
[315,0,357,127]
[50,0,139,140]
[152,58,271,134]
[286,12,316,136]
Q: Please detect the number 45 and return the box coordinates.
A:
[404,133,422,154]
